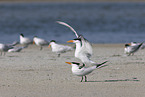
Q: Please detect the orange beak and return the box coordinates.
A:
[33,41,35,44]
[48,44,51,48]
[67,40,74,43]
[128,43,131,46]
[65,62,72,65]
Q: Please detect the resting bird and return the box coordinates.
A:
[0,43,14,55]
[124,42,143,56]
[20,33,32,46]
[48,40,73,57]
[65,61,108,82]
[33,36,49,50]
[8,46,27,52]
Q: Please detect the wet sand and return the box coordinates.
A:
[0,44,145,97]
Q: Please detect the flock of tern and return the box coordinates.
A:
[0,21,144,82]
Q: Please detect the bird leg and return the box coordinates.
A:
[58,54,60,57]
[3,52,6,56]
[40,46,43,50]
[85,76,87,82]
[81,76,83,82]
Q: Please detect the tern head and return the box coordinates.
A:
[125,44,130,47]
[48,40,56,48]
[50,40,56,43]
[33,36,38,39]
[20,33,24,37]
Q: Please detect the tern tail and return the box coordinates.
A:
[96,61,108,68]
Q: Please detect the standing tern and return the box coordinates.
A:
[57,21,94,64]
[20,33,32,46]
[33,36,49,50]
[48,40,73,57]
[124,42,143,56]
[67,37,94,64]
[65,61,108,82]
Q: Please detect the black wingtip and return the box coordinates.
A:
[96,61,108,68]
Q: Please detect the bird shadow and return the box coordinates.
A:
[86,78,140,83]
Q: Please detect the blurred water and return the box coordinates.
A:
[0,2,145,43]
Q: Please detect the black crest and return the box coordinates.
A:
[72,62,80,66]
[50,40,56,43]
[20,33,24,37]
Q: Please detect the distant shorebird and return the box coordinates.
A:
[65,61,108,82]
[124,42,143,56]
[0,43,14,55]
[48,40,73,57]
[33,36,49,50]
[8,46,27,52]
[20,33,32,46]
[130,42,145,49]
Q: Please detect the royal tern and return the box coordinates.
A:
[48,40,73,57]
[57,21,93,64]
[66,61,108,82]
[33,36,49,50]
[20,33,32,46]
[0,43,14,55]
[124,42,143,56]
[8,46,27,52]
[67,37,94,64]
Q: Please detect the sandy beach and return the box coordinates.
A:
[0,44,145,97]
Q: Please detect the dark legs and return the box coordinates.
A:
[40,46,43,50]
[81,76,83,82]
[0,52,6,56]
[85,76,87,82]
[58,54,60,57]
[80,76,87,82]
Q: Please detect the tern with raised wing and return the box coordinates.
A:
[48,40,73,57]
[66,61,108,82]
[57,21,94,64]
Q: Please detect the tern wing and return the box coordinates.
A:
[80,35,93,57]
[129,43,143,53]
[79,64,85,69]
[57,21,79,38]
